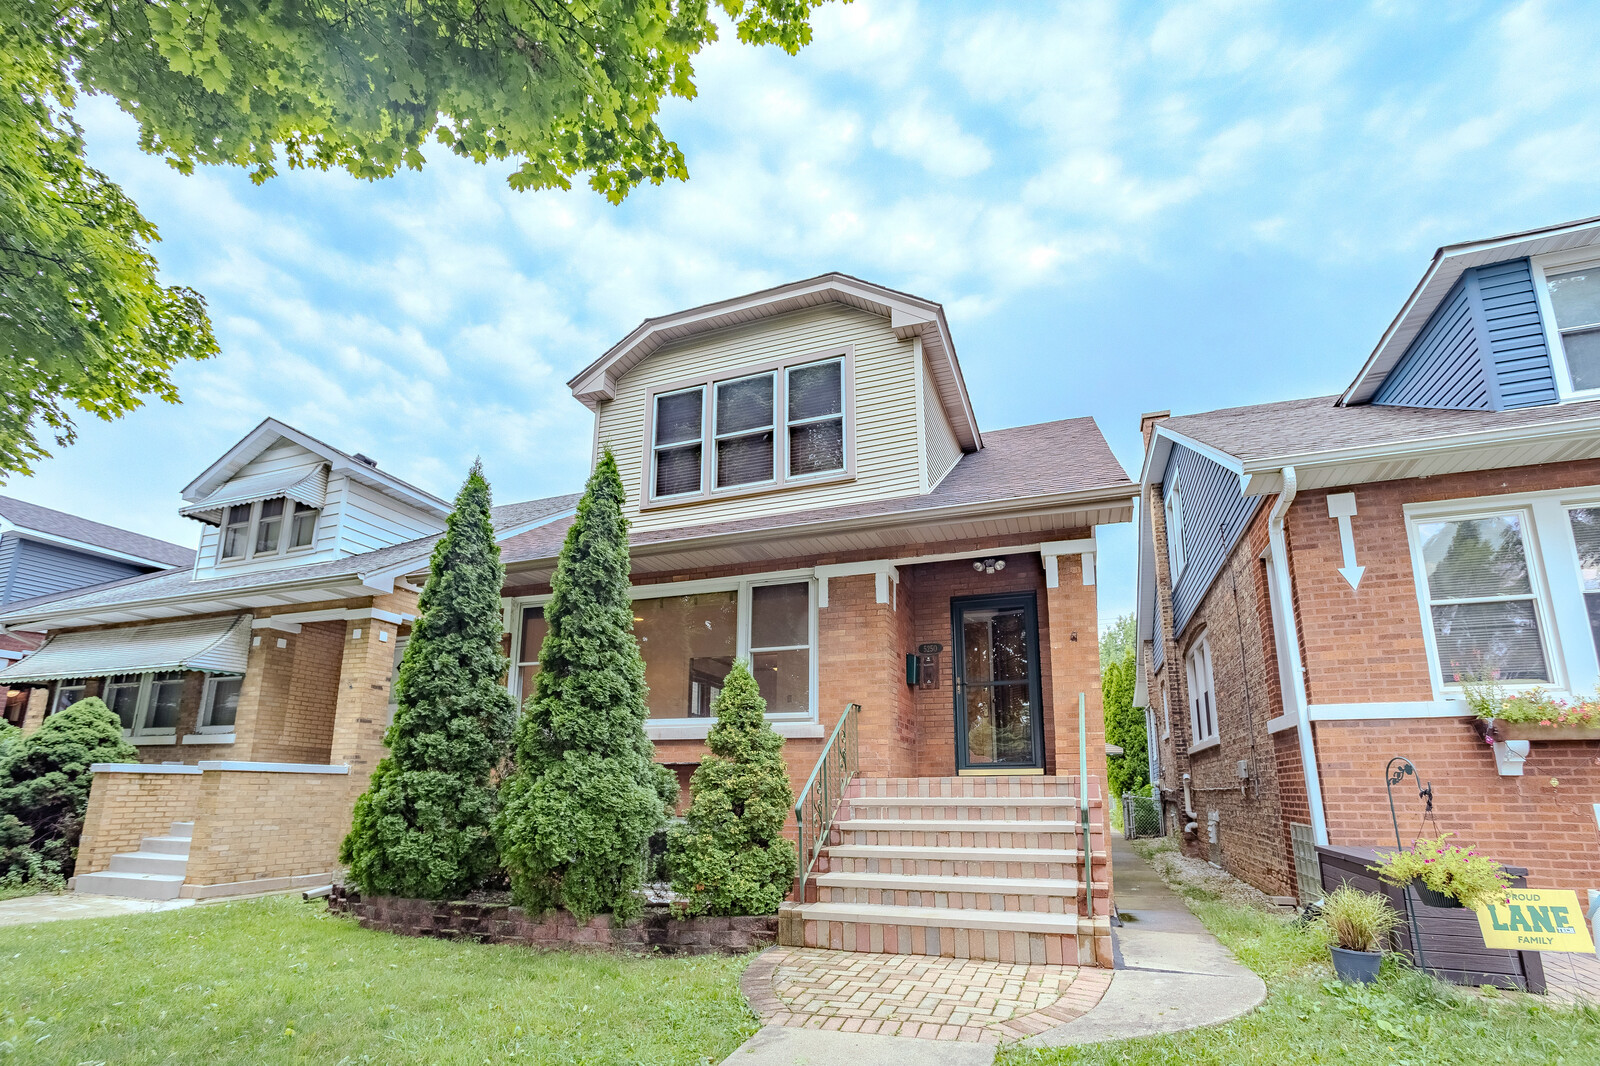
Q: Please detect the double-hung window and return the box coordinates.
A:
[1164,474,1186,581]
[51,680,87,713]
[646,353,849,505]
[216,497,319,563]
[1413,511,1551,683]
[1568,506,1600,663]
[1534,253,1600,397]
[104,671,187,736]
[1185,635,1217,748]
[198,675,243,732]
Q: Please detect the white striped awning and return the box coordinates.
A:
[180,464,328,523]
[0,615,252,683]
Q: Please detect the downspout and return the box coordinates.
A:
[1266,466,1330,845]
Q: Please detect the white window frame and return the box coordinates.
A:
[1185,634,1219,752]
[1404,491,1592,699]
[1164,473,1186,582]
[196,674,244,734]
[215,497,320,565]
[1531,249,1600,402]
[639,349,855,509]
[51,680,87,713]
[505,568,821,725]
[713,370,779,492]
[1144,706,1161,783]
[99,671,185,740]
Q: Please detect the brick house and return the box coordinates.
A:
[2,275,1132,965]
[1135,216,1600,903]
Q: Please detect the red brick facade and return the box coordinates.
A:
[1146,453,1600,898]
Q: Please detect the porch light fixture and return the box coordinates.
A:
[972,558,1006,574]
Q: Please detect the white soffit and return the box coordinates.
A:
[0,614,252,683]
[566,273,981,451]
[179,464,329,524]
[1342,215,1600,405]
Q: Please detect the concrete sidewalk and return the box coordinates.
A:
[722,835,1266,1063]
[0,892,192,927]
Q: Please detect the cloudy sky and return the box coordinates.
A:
[14,0,1600,627]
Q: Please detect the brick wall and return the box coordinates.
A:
[183,767,352,894]
[248,620,344,763]
[75,770,200,876]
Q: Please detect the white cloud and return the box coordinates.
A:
[872,97,993,177]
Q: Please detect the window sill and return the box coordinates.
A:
[127,734,178,746]
[183,733,236,745]
[639,470,855,512]
[1187,736,1221,755]
[646,719,824,741]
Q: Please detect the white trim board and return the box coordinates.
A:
[1306,701,1470,721]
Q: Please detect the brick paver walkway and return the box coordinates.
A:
[1544,952,1600,1005]
[740,947,1114,1044]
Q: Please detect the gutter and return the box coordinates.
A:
[1266,466,1329,845]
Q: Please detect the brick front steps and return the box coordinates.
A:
[780,776,1112,965]
[328,886,776,956]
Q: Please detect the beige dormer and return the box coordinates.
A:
[179,419,450,579]
[568,274,983,534]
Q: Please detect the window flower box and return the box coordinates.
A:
[1473,717,1600,743]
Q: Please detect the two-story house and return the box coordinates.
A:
[1136,216,1600,912]
[1,274,1134,967]
[0,496,194,724]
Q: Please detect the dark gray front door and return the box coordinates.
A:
[951,592,1045,772]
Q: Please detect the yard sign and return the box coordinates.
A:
[1474,889,1596,953]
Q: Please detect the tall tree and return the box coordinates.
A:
[0,0,830,477]
[340,460,517,899]
[495,450,676,921]
[668,659,796,916]
[1100,613,1148,797]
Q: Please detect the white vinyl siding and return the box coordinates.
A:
[922,352,962,489]
[338,481,442,554]
[597,306,923,533]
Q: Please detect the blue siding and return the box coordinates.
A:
[1474,259,1557,408]
[1374,258,1556,411]
[5,537,146,605]
[0,535,17,604]
[1163,444,1262,637]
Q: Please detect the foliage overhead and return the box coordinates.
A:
[495,450,676,921]
[669,659,797,916]
[341,460,518,899]
[0,697,137,885]
[0,2,216,478]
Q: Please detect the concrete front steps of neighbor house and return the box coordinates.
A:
[73,821,192,900]
[779,777,1113,966]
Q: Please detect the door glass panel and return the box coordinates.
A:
[957,602,1040,769]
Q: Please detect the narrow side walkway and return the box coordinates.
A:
[0,892,192,927]
[1022,834,1266,1047]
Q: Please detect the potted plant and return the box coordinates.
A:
[1320,885,1399,984]
[1459,668,1600,743]
[1372,833,1512,910]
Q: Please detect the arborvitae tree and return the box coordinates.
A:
[668,660,797,916]
[495,450,676,921]
[0,696,136,883]
[340,460,517,899]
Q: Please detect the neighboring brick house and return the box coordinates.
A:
[1135,216,1600,902]
[3,274,1133,965]
[0,496,194,724]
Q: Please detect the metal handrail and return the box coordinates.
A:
[794,702,860,902]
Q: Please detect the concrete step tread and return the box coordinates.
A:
[826,844,1093,863]
[79,870,185,883]
[107,852,189,874]
[141,835,192,855]
[793,901,1081,934]
[838,818,1083,833]
[814,871,1082,896]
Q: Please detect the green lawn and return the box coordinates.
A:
[999,838,1600,1066]
[0,895,758,1065]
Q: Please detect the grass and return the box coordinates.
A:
[998,838,1600,1066]
[0,882,50,903]
[0,895,758,1064]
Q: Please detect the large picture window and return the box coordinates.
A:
[1414,512,1550,683]
[85,671,192,737]
[507,576,817,723]
[644,352,851,505]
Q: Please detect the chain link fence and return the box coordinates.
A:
[1122,793,1163,839]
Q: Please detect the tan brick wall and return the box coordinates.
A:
[183,768,352,888]
[248,621,344,763]
[75,771,200,876]
[331,616,402,807]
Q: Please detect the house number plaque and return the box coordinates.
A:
[917,643,942,689]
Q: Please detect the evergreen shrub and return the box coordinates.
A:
[668,660,797,916]
[495,450,676,921]
[340,460,517,899]
[0,696,136,884]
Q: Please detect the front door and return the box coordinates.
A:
[951,592,1045,773]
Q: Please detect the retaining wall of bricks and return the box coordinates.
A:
[327,886,777,955]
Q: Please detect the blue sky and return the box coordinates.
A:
[14,0,1600,628]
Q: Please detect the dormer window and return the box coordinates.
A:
[643,350,853,507]
[216,497,319,563]
[1531,251,1600,399]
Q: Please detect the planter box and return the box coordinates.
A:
[1476,718,1600,743]
[1316,845,1544,993]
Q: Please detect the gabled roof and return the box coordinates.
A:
[0,493,578,632]
[1341,215,1600,406]
[181,418,450,519]
[566,273,982,451]
[0,496,194,569]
